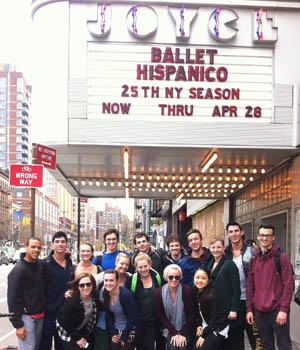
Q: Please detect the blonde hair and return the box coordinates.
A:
[115,252,130,264]
[210,236,225,247]
[134,252,151,267]
[163,264,182,282]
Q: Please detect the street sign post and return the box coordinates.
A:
[10,164,44,187]
[36,143,56,170]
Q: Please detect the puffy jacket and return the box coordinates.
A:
[246,244,294,313]
[224,239,255,278]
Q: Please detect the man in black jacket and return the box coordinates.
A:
[130,233,164,276]
[224,221,258,350]
[7,237,44,350]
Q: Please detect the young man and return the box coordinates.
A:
[8,237,44,350]
[92,228,129,270]
[39,231,74,350]
[224,221,258,350]
[246,224,294,350]
[161,234,186,269]
[179,228,212,286]
[130,232,163,275]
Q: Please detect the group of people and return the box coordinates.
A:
[7,222,295,350]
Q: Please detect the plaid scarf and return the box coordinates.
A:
[56,297,97,342]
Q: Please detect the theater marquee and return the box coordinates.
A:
[87,43,272,121]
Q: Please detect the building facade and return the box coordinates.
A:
[31,1,300,282]
[0,168,12,242]
[0,64,31,169]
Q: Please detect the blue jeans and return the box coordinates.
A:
[18,315,43,350]
[38,311,64,350]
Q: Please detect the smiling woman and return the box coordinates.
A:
[56,272,102,350]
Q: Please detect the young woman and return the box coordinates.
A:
[115,252,132,286]
[93,252,132,350]
[125,253,162,350]
[155,264,195,350]
[206,237,241,350]
[75,242,102,276]
[103,269,136,350]
[193,267,229,350]
[56,272,102,350]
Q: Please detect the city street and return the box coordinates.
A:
[0,264,17,349]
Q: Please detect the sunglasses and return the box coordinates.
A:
[78,282,92,288]
[168,275,180,281]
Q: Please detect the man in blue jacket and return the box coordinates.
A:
[38,231,74,350]
[179,228,212,286]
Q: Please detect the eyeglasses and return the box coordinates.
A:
[258,234,274,239]
[168,275,180,281]
[78,282,92,288]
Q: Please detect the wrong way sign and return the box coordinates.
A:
[10,164,43,187]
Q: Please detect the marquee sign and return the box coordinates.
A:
[87,43,272,121]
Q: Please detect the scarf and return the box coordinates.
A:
[161,283,185,337]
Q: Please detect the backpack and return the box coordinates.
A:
[253,248,294,280]
[130,271,161,293]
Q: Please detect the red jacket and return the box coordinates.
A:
[246,244,294,313]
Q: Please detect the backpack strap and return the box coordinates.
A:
[131,272,138,293]
[96,255,102,267]
[273,249,282,274]
[155,272,161,287]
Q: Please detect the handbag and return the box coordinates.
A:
[295,284,300,306]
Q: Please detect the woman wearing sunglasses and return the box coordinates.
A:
[154,264,195,350]
[103,269,136,350]
[56,272,102,349]
[193,267,229,350]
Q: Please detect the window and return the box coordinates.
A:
[16,103,22,109]
[16,128,22,134]
[16,111,22,117]
[0,78,6,86]
[16,144,22,151]
[0,86,6,92]
[17,94,23,101]
[0,161,5,167]
[0,111,6,117]
[0,94,6,101]
[0,128,5,134]
[0,153,5,159]
[16,120,22,126]
[0,119,5,125]
[16,136,22,142]
[16,191,23,197]
[0,136,5,142]
[0,145,5,151]
[17,201,22,207]
[0,102,6,109]
[16,153,22,160]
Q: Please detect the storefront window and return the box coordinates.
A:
[234,165,291,219]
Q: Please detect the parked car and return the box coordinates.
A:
[12,248,26,264]
[0,251,10,265]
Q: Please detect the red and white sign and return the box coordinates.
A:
[10,164,43,188]
[80,198,88,203]
[36,144,56,170]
